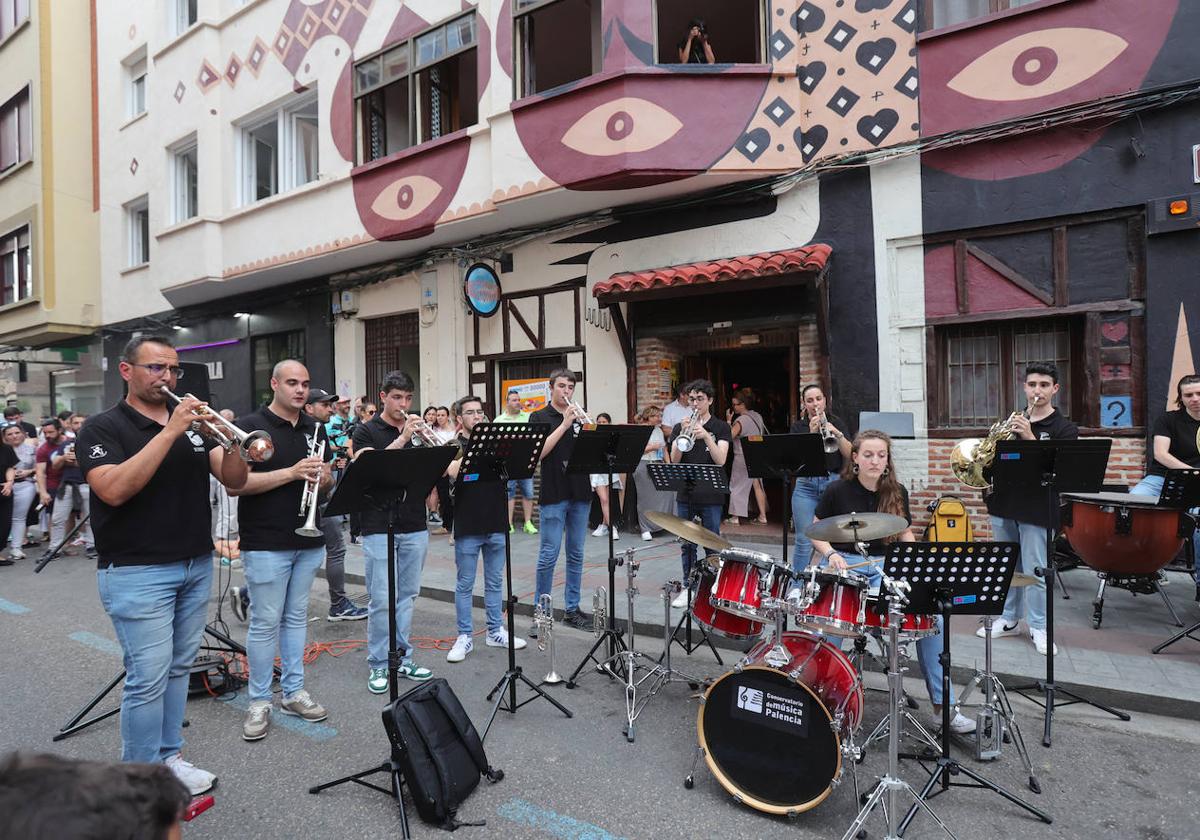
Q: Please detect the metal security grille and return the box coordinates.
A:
[364,313,419,398]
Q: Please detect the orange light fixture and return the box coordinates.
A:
[1169,199,1189,215]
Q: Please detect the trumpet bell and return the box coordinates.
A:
[294,524,323,538]
[241,431,275,463]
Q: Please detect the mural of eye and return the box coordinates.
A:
[560,97,684,157]
[369,175,444,222]
[947,28,1127,102]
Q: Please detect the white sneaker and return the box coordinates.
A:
[1030,627,1057,656]
[447,634,473,662]
[8,549,24,560]
[612,527,620,540]
[948,712,977,735]
[592,524,609,537]
[165,754,216,795]
[641,531,652,541]
[486,627,527,650]
[671,588,690,609]
[976,620,1021,639]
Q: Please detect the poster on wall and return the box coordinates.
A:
[501,378,551,413]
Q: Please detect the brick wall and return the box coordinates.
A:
[633,337,682,416]
[796,315,823,387]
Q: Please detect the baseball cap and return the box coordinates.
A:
[307,388,338,405]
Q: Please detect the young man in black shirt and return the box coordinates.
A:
[350,370,436,693]
[981,362,1078,656]
[228,360,332,741]
[445,396,528,662]
[530,369,594,633]
[668,379,732,609]
[77,335,248,794]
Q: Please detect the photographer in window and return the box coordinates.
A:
[678,18,715,64]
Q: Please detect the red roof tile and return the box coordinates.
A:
[594,243,831,299]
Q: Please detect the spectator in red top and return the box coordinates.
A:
[34,418,63,547]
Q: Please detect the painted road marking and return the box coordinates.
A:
[220,695,339,743]
[497,798,626,840]
[0,597,30,615]
[69,631,123,656]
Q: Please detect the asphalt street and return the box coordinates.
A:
[1,555,1197,840]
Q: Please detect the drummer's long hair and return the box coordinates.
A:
[842,430,906,541]
[1175,374,1200,408]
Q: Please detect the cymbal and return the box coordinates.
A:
[804,512,909,544]
[1011,573,1039,588]
[645,511,732,552]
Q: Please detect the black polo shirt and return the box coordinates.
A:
[668,416,733,506]
[77,401,217,568]
[350,414,428,535]
[1148,409,1200,476]
[452,434,508,537]
[529,404,591,505]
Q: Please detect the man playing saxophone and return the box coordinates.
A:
[978,362,1077,656]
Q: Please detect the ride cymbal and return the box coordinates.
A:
[804,512,909,544]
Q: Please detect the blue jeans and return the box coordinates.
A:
[535,500,589,613]
[1131,474,1200,583]
[242,547,325,702]
[363,531,428,669]
[454,532,506,635]
[791,473,837,575]
[96,555,213,762]
[676,500,723,579]
[989,516,1047,631]
[507,478,534,500]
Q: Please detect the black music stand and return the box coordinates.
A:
[458,423,574,738]
[991,438,1127,746]
[883,543,1053,837]
[563,424,652,687]
[1152,468,1200,654]
[309,445,455,838]
[647,462,728,661]
[742,432,827,571]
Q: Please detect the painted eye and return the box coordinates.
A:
[369,175,443,222]
[947,28,1127,102]
[560,97,683,157]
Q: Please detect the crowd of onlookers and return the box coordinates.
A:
[0,406,95,567]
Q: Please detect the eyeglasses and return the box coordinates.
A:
[131,363,184,378]
[688,395,708,403]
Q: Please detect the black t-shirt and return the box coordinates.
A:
[0,444,17,479]
[668,415,734,506]
[1147,409,1200,476]
[529,405,592,505]
[984,409,1078,520]
[350,414,429,535]
[814,477,912,556]
[452,434,509,537]
[78,401,218,567]
[14,420,36,438]
[790,411,848,475]
[54,441,84,485]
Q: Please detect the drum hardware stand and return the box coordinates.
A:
[662,560,725,663]
[861,638,943,759]
[953,614,1040,793]
[1149,471,1200,653]
[1091,570,1184,629]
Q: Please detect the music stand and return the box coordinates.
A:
[876,543,1052,837]
[991,438,1128,746]
[457,423,574,738]
[309,445,455,838]
[1152,468,1200,654]
[563,424,652,687]
[742,432,827,571]
[646,462,728,660]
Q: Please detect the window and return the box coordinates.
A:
[655,0,765,64]
[0,225,31,306]
[170,137,198,223]
[514,0,599,97]
[174,0,197,36]
[252,330,305,407]
[127,57,147,119]
[0,0,30,41]
[125,196,149,267]
[934,319,1077,429]
[353,13,477,163]
[238,93,318,205]
[921,0,1043,31]
[0,86,32,172]
[364,313,419,402]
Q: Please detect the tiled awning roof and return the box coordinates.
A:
[593,243,830,302]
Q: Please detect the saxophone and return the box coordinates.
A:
[950,396,1039,489]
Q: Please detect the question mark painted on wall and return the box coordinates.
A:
[1106,400,1126,426]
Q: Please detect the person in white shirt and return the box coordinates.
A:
[660,385,690,440]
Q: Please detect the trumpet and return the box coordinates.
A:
[397,410,443,447]
[567,400,593,425]
[295,437,326,538]
[160,387,274,462]
[533,594,563,684]
[675,409,700,452]
[819,413,839,455]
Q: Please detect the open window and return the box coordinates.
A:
[655,0,766,64]
[170,135,198,224]
[125,196,150,267]
[921,0,1044,32]
[0,225,31,305]
[0,86,31,172]
[237,92,318,205]
[514,0,600,97]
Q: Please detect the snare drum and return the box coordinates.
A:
[710,547,791,624]
[794,569,870,637]
[859,595,938,639]
[690,566,765,640]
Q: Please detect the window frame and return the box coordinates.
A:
[169,135,198,224]
[174,0,198,37]
[919,0,1062,34]
[0,0,31,43]
[0,223,32,306]
[236,90,319,206]
[652,0,769,65]
[513,0,602,98]
[251,329,306,408]
[126,57,147,120]
[125,196,150,268]
[0,85,32,172]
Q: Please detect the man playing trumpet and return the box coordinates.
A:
[228,360,333,740]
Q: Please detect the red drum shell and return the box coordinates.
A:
[794,570,868,638]
[690,568,764,640]
[710,552,790,623]
[859,597,938,639]
[1061,492,1188,576]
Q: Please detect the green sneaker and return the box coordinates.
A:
[523,521,538,535]
[509,524,515,534]
[398,661,433,681]
[367,667,389,694]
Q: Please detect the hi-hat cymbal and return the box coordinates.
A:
[645,511,732,552]
[804,512,909,544]
[1011,573,1039,588]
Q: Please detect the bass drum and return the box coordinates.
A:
[698,632,862,815]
